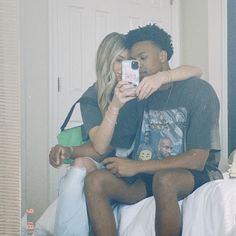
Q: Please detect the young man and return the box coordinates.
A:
[84,24,223,236]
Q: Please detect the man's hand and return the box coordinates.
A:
[136,71,170,100]
[103,157,139,177]
[49,145,72,168]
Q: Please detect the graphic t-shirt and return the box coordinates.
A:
[79,84,103,138]
[112,77,222,180]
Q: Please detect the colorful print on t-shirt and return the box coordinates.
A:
[136,107,187,160]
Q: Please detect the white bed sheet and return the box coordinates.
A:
[33,177,236,236]
[114,178,236,236]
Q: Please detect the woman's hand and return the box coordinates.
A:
[136,71,170,100]
[103,157,139,177]
[110,80,137,110]
[49,145,72,168]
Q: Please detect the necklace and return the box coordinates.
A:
[156,82,174,130]
[162,82,174,110]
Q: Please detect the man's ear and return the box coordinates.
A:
[160,50,168,62]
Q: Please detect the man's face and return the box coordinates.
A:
[130,40,164,79]
[159,138,173,158]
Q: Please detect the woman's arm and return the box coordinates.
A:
[89,81,137,155]
[136,65,202,100]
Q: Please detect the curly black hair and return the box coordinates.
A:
[125,24,174,61]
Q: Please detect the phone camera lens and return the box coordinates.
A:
[131,61,139,70]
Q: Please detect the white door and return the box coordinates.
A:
[54,0,174,130]
[49,0,176,200]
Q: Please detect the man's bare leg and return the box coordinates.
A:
[84,170,147,236]
[152,169,194,236]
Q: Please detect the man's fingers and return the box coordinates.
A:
[136,80,145,94]
[137,80,150,95]
[144,88,155,99]
[138,83,149,100]
[49,156,58,168]
[103,157,115,165]
[49,149,57,166]
[58,148,66,165]
[110,168,117,175]
[140,86,153,100]
[49,153,59,168]
[105,163,115,171]
[49,146,65,168]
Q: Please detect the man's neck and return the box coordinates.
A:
[159,64,172,90]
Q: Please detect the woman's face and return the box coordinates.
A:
[112,49,129,81]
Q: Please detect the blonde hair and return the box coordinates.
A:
[96,32,126,116]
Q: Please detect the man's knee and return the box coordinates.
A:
[152,169,176,195]
[84,170,107,195]
[152,169,194,200]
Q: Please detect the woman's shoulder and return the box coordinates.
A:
[79,83,98,104]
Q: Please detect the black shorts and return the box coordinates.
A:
[140,168,210,197]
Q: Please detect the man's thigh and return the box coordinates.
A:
[85,169,147,204]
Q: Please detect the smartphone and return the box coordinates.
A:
[122,60,140,86]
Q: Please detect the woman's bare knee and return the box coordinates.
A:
[72,157,97,173]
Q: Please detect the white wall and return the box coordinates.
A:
[179,0,209,79]
[179,0,228,170]
[20,0,50,221]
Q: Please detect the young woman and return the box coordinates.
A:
[49,32,202,236]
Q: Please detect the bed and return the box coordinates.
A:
[30,171,236,236]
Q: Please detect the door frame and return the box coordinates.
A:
[49,0,62,201]
[208,0,228,170]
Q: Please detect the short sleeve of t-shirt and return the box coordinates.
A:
[79,84,102,137]
[186,80,220,151]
